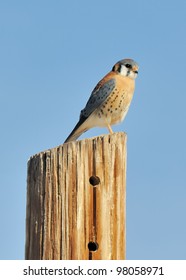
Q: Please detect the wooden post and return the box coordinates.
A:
[25,132,127,260]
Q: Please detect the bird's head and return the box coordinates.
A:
[112,58,139,79]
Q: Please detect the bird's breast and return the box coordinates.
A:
[95,74,135,125]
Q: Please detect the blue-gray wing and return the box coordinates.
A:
[64,78,116,143]
[80,78,116,119]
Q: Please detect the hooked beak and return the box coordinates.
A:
[132,66,139,74]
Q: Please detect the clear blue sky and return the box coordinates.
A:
[0,0,186,260]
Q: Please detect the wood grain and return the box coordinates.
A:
[25,132,127,260]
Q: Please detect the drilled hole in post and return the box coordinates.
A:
[88,241,99,252]
[89,175,100,186]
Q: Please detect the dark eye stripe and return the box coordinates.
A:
[118,64,122,72]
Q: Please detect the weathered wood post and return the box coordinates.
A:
[25,132,127,260]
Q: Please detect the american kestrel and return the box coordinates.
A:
[64,58,139,143]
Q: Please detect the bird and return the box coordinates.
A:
[64,58,139,143]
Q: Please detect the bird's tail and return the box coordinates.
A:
[64,119,88,143]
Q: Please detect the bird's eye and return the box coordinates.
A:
[125,64,131,68]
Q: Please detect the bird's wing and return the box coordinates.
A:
[80,78,116,119]
[64,78,116,143]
